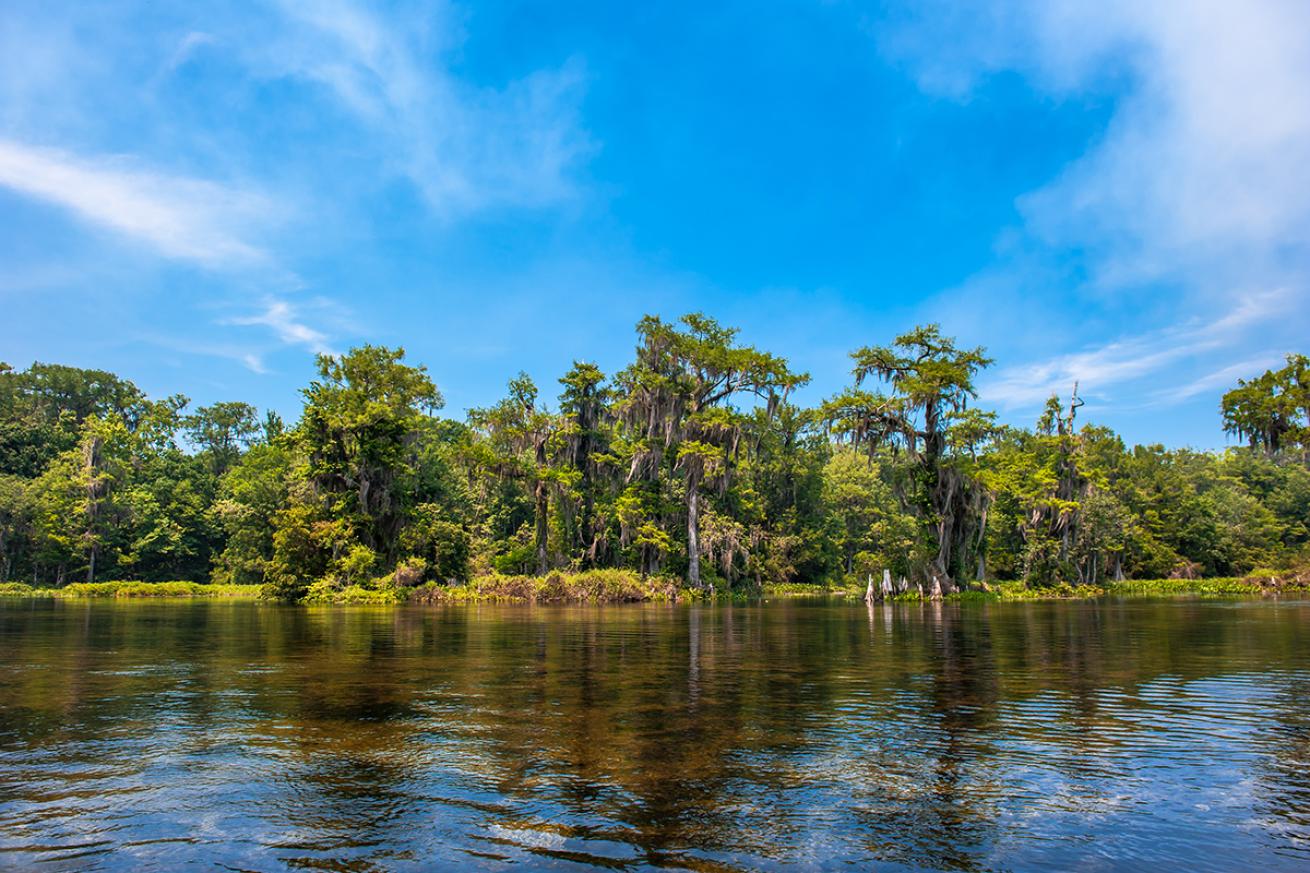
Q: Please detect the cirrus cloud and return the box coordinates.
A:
[0,138,276,267]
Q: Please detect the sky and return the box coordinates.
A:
[2,0,1308,448]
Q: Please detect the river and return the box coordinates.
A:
[1,596,1307,871]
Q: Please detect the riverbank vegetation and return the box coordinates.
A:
[0,580,262,598]
[1,316,1307,603]
[3,571,1300,603]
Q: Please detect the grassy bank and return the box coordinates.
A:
[762,574,1310,602]
[3,570,1304,605]
[972,578,1263,601]
[413,569,689,604]
[0,580,263,598]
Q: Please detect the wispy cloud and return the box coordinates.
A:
[224,299,332,357]
[981,289,1290,410]
[163,31,216,74]
[0,138,275,268]
[1167,355,1286,404]
[883,0,1310,425]
[885,0,1310,297]
[135,330,272,375]
[259,0,592,216]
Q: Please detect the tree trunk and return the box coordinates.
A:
[83,434,103,585]
[687,481,701,589]
[535,481,549,575]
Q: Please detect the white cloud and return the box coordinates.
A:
[883,0,1310,426]
[0,138,274,267]
[225,299,331,356]
[259,0,592,215]
[134,330,272,374]
[886,0,1310,297]
[980,289,1291,410]
[1020,2,1310,292]
[1167,355,1286,404]
[164,31,216,74]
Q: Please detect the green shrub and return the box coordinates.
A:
[416,569,683,603]
[305,584,409,605]
[52,580,262,598]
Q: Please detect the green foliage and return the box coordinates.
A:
[2,325,1307,603]
[615,313,807,586]
[823,324,994,591]
[185,401,261,475]
[303,583,409,605]
[420,569,683,603]
[1222,354,1309,455]
[0,580,261,598]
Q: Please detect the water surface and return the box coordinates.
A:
[1,596,1308,871]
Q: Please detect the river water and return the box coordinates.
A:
[1,596,1308,871]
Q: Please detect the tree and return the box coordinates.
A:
[29,416,135,584]
[300,346,443,559]
[1222,354,1309,458]
[2,332,1305,594]
[211,442,291,585]
[1012,389,1090,586]
[0,474,33,583]
[260,346,444,599]
[558,362,612,567]
[186,402,261,475]
[615,314,806,588]
[0,362,147,478]
[468,373,567,575]
[824,325,994,593]
[822,447,914,581]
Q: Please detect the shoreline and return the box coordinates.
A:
[2,574,1305,604]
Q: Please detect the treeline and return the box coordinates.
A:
[1,316,1307,599]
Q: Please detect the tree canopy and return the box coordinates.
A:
[0,323,1305,599]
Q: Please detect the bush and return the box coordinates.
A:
[416,569,683,603]
[305,584,408,605]
[44,581,262,598]
[491,544,536,575]
[387,557,428,588]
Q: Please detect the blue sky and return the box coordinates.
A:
[2,1,1308,447]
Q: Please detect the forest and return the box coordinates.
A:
[1,315,1307,602]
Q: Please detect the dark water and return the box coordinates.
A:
[1,597,1308,872]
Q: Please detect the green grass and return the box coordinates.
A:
[302,584,410,605]
[760,580,864,598]
[415,569,689,604]
[5,572,1301,605]
[0,580,263,598]
[764,574,1308,603]
[1104,577,1258,596]
[955,576,1301,602]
